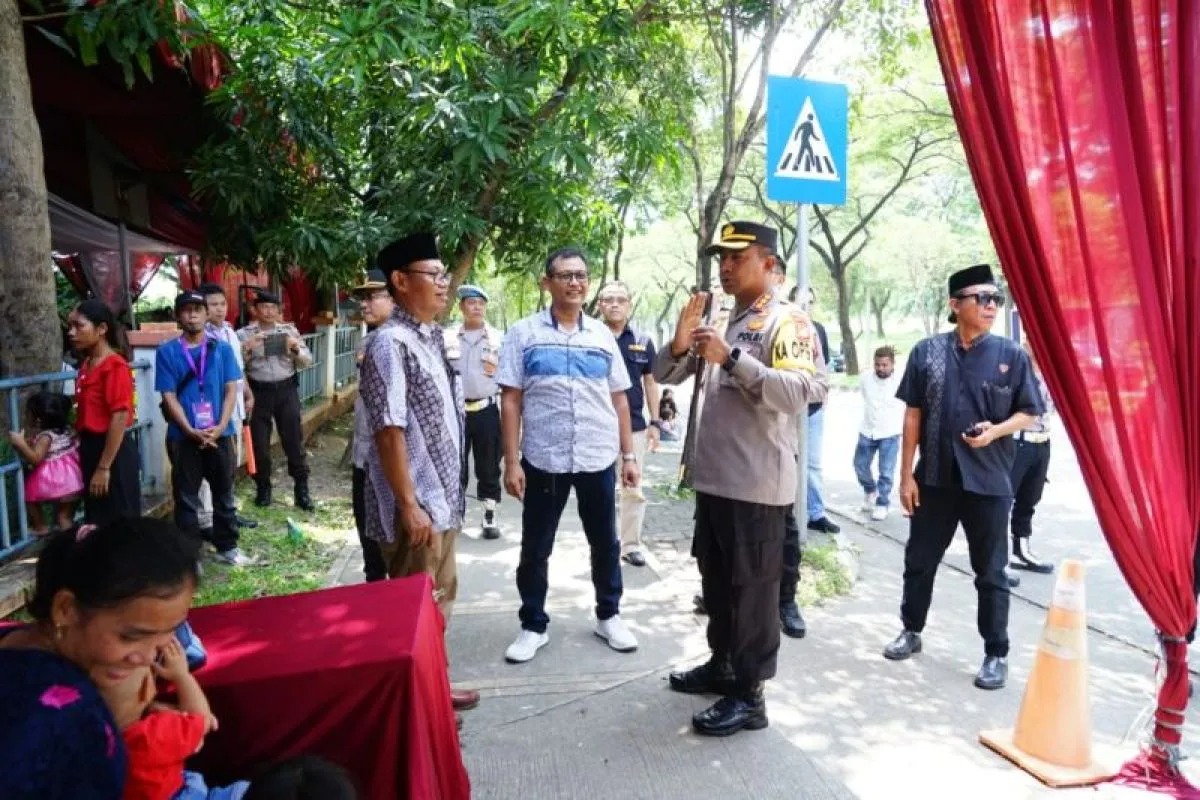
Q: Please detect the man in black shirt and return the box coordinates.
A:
[882,264,1043,690]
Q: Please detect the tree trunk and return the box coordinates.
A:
[833,269,858,375]
[872,301,885,338]
[0,1,60,381]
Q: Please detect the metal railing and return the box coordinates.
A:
[0,360,154,559]
[297,331,328,406]
[334,325,363,389]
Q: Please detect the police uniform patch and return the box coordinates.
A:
[771,314,815,374]
[628,343,646,352]
[746,319,765,331]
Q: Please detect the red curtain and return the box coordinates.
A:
[927,0,1200,789]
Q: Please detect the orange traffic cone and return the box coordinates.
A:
[980,559,1118,787]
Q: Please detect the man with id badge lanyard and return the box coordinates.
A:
[156,291,255,566]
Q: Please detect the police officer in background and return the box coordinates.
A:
[657,221,826,737]
[883,263,1043,691]
[237,290,315,510]
[1009,342,1055,574]
[445,284,504,539]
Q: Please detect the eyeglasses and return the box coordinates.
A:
[406,269,451,284]
[549,271,590,284]
[955,291,1006,308]
[597,296,629,305]
[359,291,390,302]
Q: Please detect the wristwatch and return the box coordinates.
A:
[721,347,741,373]
[621,453,638,463]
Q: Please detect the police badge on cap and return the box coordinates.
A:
[703,221,780,257]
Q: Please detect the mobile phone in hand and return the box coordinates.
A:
[963,424,985,438]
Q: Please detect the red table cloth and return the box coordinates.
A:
[186,575,470,799]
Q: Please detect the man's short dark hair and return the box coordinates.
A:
[197,282,225,298]
[874,345,897,361]
[544,247,588,275]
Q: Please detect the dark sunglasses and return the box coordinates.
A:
[955,291,1006,308]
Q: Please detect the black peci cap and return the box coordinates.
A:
[378,232,440,274]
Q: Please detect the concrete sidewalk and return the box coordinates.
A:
[330,445,1200,798]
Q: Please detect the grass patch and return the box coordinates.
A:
[649,481,696,502]
[795,540,854,607]
[192,482,353,608]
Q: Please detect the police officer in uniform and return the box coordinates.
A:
[445,284,504,539]
[656,221,826,736]
[882,263,1043,690]
[1009,345,1055,574]
[237,290,316,510]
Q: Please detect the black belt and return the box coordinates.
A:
[248,376,297,389]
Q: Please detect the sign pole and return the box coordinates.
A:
[795,202,810,534]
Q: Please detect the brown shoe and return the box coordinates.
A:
[451,688,480,711]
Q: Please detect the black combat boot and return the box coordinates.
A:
[293,477,315,511]
[254,480,272,508]
[692,682,768,737]
[668,658,735,695]
[1011,537,1054,573]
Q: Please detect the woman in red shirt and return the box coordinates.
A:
[68,300,141,524]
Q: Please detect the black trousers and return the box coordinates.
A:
[78,430,141,526]
[352,466,386,582]
[1010,440,1050,539]
[900,484,1011,657]
[464,402,501,503]
[694,492,787,691]
[248,378,308,485]
[780,507,803,604]
[168,436,238,552]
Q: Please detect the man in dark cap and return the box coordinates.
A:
[359,232,479,716]
[657,221,826,736]
[237,289,315,510]
[882,263,1044,691]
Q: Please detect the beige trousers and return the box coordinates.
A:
[379,520,459,622]
[617,430,648,554]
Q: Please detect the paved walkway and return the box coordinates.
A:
[327,440,1200,799]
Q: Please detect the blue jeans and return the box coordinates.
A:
[176,771,249,800]
[516,459,623,633]
[806,407,827,521]
[853,434,900,506]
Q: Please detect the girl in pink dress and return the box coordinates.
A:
[8,391,83,535]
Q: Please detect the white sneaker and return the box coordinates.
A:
[505,629,549,663]
[594,614,638,652]
[870,506,888,522]
[215,547,258,567]
[862,492,878,511]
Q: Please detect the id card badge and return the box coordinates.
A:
[191,400,215,429]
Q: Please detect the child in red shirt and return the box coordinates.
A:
[100,639,249,800]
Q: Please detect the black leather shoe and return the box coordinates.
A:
[807,516,841,534]
[1011,538,1054,573]
[780,601,807,639]
[692,686,768,737]
[254,483,272,508]
[692,594,707,615]
[294,480,315,512]
[622,551,647,567]
[883,630,922,660]
[974,655,1008,690]
[668,660,735,695]
[235,515,258,529]
[1006,570,1021,588]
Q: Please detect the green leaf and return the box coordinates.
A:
[35,27,76,58]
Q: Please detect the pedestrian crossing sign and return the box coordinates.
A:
[766,76,848,205]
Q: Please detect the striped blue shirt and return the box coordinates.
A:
[497,309,631,473]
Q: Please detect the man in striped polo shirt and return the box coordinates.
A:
[498,247,642,664]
